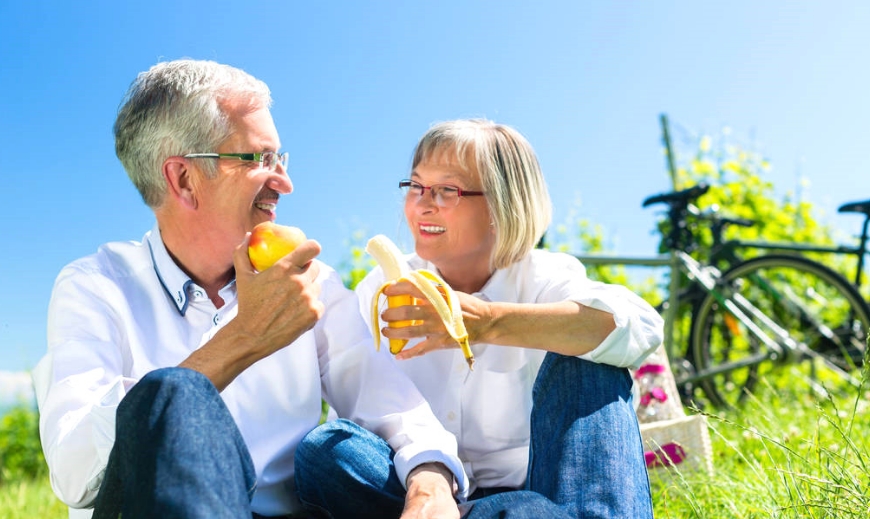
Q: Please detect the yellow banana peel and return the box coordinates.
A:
[365,234,475,370]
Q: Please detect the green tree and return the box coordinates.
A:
[0,406,46,483]
[564,127,847,283]
[338,229,376,290]
[665,132,839,263]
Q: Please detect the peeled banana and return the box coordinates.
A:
[365,234,475,370]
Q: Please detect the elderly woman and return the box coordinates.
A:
[297,119,663,519]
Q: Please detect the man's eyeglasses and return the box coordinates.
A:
[399,179,485,208]
[184,152,289,172]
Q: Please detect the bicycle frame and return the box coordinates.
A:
[577,250,808,361]
[579,246,865,398]
[710,197,870,293]
[673,251,864,389]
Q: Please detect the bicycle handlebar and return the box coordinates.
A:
[634,183,868,279]
[838,199,870,216]
[641,183,710,209]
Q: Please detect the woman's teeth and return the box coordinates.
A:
[420,225,446,234]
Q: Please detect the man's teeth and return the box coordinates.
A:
[420,225,446,233]
[255,202,277,211]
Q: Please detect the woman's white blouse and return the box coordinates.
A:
[354,249,663,492]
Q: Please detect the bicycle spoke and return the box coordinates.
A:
[795,346,863,387]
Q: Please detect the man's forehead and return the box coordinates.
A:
[217,103,280,151]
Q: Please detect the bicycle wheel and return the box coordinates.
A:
[690,254,870,408]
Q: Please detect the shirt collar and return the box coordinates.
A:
[146,224,194,316]
[418,256,520,304]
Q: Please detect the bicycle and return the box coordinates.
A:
[575,183,870,408]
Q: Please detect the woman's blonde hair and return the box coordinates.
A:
[412,119,552,269]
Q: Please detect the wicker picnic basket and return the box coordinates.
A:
[639,413,714,476]
[632,345,715,477]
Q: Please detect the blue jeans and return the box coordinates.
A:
[295,354,653,519]
[92,367,258,519]
[295,419,405,519]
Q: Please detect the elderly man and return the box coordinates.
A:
[33,59,467,519]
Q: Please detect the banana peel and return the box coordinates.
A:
[365,234,474,370]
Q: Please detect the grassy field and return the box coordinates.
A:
[652,380,870,518]
[2,381,868,518]
[0,477,66,517]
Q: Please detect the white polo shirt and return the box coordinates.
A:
[34,224,468,518]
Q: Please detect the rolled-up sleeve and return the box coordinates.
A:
[536,252,664,369]
[574,282,664,368]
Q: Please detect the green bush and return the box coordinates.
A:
[0,406,46,483]
[338,229,377,290]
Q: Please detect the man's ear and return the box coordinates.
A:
[163,157,198,210]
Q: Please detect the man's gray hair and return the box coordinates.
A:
[114,59,272,207]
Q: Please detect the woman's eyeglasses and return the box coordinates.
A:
[399,179,484,208]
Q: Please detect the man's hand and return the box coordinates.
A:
[180,233,324,391]
[401,463,460,519]
[233,232,324,356]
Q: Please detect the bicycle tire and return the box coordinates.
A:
[689,254,870,408]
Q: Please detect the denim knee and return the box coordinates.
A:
[532,354,632,411]
[296,419,358,460]
[296,419,405,519]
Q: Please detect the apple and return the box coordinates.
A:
[248,221,307,272]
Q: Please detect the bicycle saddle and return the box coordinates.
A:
[838,200,870,216]
[642,183,710,208]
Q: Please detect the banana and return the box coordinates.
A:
[365,234,475,370]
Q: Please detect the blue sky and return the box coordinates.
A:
[2,1,870,377]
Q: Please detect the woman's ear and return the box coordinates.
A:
[163,157,198,210]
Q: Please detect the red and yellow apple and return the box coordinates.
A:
[248,221,307,272]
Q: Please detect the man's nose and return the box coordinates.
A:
[268,169,293,194]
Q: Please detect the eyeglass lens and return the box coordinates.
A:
[264,152,289,171]
[403,182,460,207]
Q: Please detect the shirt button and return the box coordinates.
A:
[447,411,457,421]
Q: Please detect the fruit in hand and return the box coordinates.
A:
[248,222,307,271]
[365,234,474,370]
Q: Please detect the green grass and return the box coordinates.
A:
[651,379,870,518]
[0,477,66,518]
[2,382,868,517]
